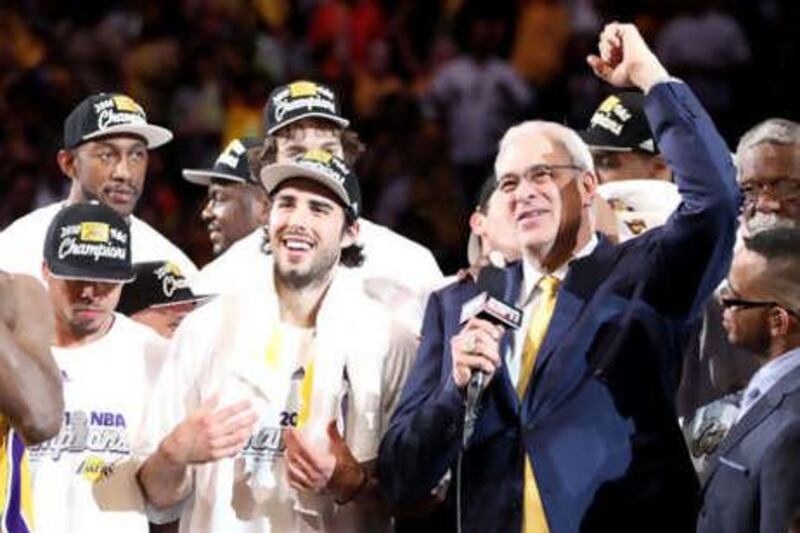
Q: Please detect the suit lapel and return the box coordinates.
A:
[524,237,617,416]
[702,364,800,487]
[530,238,616,385]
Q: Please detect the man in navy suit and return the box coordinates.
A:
[378,22,740,532]
[698,228,800,533]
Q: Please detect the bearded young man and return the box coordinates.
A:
[698,229,800,533]
[137,152,417,532]
[190,80,442,333]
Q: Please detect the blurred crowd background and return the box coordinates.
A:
[1,0,798,273]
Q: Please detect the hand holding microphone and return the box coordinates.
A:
[451,318,504,390]
[455,264,523,447]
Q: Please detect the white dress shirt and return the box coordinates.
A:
[506,234,599,387]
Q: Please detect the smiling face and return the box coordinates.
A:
[268,178,356,290]
[739,142,800,235]
[201,181,268,255]
[43,267,122,344]
[495,131,595,262]
[59,135,149,217]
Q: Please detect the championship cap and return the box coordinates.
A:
[597,179,680,242]
[260,150,361,217]
[43,201,135,282]
[116,261,210,315]
[264,81,349,135]
[63,92,173,149]
[580,92,657,154]
[182,137,262,186]
[467,176,499,265]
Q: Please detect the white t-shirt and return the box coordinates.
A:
[146,267,418,533]
[27,314,169,533]
[0,202,198,282]
[190,219,442,333]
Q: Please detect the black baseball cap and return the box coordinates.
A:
[182,137,262,186]
[260,150,361,217]
[64,92,173,149]
[43,201,135,282]
[580,92,658,154]
[264,81,349,135]
[116,261,210,315]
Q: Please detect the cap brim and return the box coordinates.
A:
[81,124,173,149]
[266,113,350,135]
[578,129,634,152]
[260,163,350,208]
[148,293,213,309]
[47,265,135,284]
[182,169,247,186]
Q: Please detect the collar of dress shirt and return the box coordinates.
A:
[519,232,599,307]
[739,346,800,416]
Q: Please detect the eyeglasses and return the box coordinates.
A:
[719,297,780,311]
[721,278,800,318]
[740,178,800,205]
[720,296,800,320]
[498,164,584,193]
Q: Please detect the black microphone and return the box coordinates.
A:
[460,264,522,448]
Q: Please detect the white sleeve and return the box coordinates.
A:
[139,310,215,455]
[137,306,220,523]
[379,320,419,434]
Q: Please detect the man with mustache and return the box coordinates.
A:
[0,93,197,282]
[737,119,800,237]
[27,201,168,532]
[379,22,739,532]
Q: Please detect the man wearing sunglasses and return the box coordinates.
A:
[698,228,800,533]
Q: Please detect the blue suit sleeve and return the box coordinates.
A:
[639,82,741,319]
[378,289,466,504]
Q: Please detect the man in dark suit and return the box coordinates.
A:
[698,229,800,533]
[378,22,740,533]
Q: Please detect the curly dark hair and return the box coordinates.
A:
[248,119,365,179]
[251,118,365,267]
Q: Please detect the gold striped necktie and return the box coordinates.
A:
[519,275,560,533]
